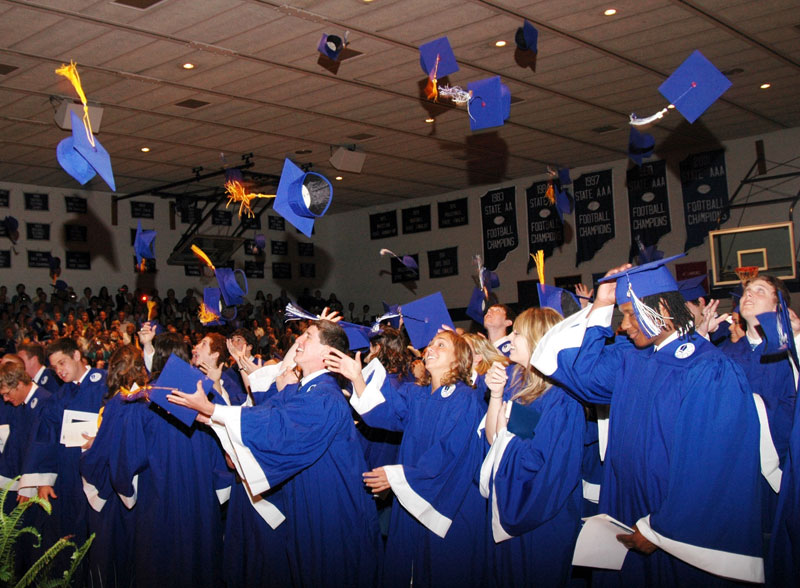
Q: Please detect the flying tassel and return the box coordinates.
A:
[198,303,220,325]
[146,300,157,321]
[424,54,441,102]
[224,179,275,218]
[284,303,319,322]
[55,61,95,148]
[439,85,472,105]
[544,183,555,205]
[627,281,672,338]
[531,250,545,286]
[191,244,215,271]
[630,82,697,126]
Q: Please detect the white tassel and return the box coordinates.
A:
[371,312,400,332]
[627,282,671,338]
[629,108,669,126]
[439,85,472,105]
[284,303,318,322]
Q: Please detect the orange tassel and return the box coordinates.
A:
[191,245,215,271]
[224,180,275,218]
[424,54,440,102]
[55,61,95,148]
[544,183,555,205]
[198,303,220,324]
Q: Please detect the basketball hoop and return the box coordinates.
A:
[734,266,759,283]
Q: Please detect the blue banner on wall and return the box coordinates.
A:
[627,160,670,261]
[481,186,518,272]
[526,179,564,262]
[574,169,614,265]
[681,149,729,251]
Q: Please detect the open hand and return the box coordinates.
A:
[363,467,390,494]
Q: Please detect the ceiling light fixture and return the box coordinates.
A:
[182,63,195,70]
[335,176,343,181]
[425,117,435,123]
[495,40,506,47]
[760,82,771,89]
[604,8,617,16]
[141,147,150,152]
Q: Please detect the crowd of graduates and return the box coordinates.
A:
[0,255,799,587]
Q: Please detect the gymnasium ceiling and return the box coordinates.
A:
[0,0,798,212]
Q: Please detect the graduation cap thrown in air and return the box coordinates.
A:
[339,321,373,351]
[2,216,19,244]
[57,111,116,191]
[756,291,799,369]
[467,76,511,131]
[200,287,225,326]
[659,50,732,124]
[628,126,655,166]
[419,37,459,78]
[678,275,708,302]
[134,221,156,270]
[599,253,686,338]
[380,249,418,272]
[254,234,266,251]
[318,33,346,61]
[558,168,572,186]
[466,286,489,325]
[151,355,215,428]
[514,20,538,52]
[272,158,332,238]
[216,267,248,307]
[400,292,454,350]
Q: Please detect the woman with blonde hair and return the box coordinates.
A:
[327,329,488,588]
[481,307,587,587]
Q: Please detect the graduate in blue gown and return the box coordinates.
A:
[83,335,232,588]
[531,258,765,586]
[480,307,586,588]
[169,319,382,588]
[329,329,488,588]
[19,337,107,579]
[17,342,61,394]
[0,357,52,576]
[719,276,796,536]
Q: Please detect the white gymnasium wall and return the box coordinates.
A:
[1,125,798,315]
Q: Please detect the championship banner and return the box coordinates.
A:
[681,149,729,251]
[627,160,670,261]
[574,169,614,265]
[526,179,564,262]
[481,186,518,271]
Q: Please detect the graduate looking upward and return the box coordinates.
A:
[483,303,514,355]
[168,317,382,588]
[530,257,765,586]
[327,329,488,588]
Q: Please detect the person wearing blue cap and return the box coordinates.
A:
[168,319,382,588]
[719,276,797,550]
[18,337,107,584]
[327,329,488,588]
[529,257,765,586]
[480,307,588,587]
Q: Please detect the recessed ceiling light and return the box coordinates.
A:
[667,104,676,109]
[140,146,150,152]
[760,82,771,89]
[182,63,195,70]
[604,8,617,16]
[425,117,435,123]
[335,176,343,181]
[495,40,506,47]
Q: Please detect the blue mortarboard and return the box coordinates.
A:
[481,267,500,291]
[558,168,572,186]
[538,283,581,317]
[254,234,266,251]
[467,76,511,131]
[658,50,732,124]
[317,33,345,61]
[380,302,402,329]
[554,187,574,221]
[678,275,708,302]
[756,292,799,368]
[628,126,655,166]
[201,287,224,326]
[134,220,156,269]
[152,354,215,428]
[599,253,686,338]
[215,267,248,307]
[419,37,459,78]
[339,321,373,351]
[3,216,19,243]
[273,158,332,238]
[400,292,454,349]
[54,279,68,292]
[514,20,538,52]
[57,111,115,191]
[466,286,488,325]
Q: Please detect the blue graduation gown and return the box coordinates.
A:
[220,368,248,406]
[532,306,764,586]
[20,368,107,558]
[82,392,231,588]
[215,371,382,588]
[34,367,61,394]
[223,382,290,588]
[352,366,488,588]
[482,377,585,588]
